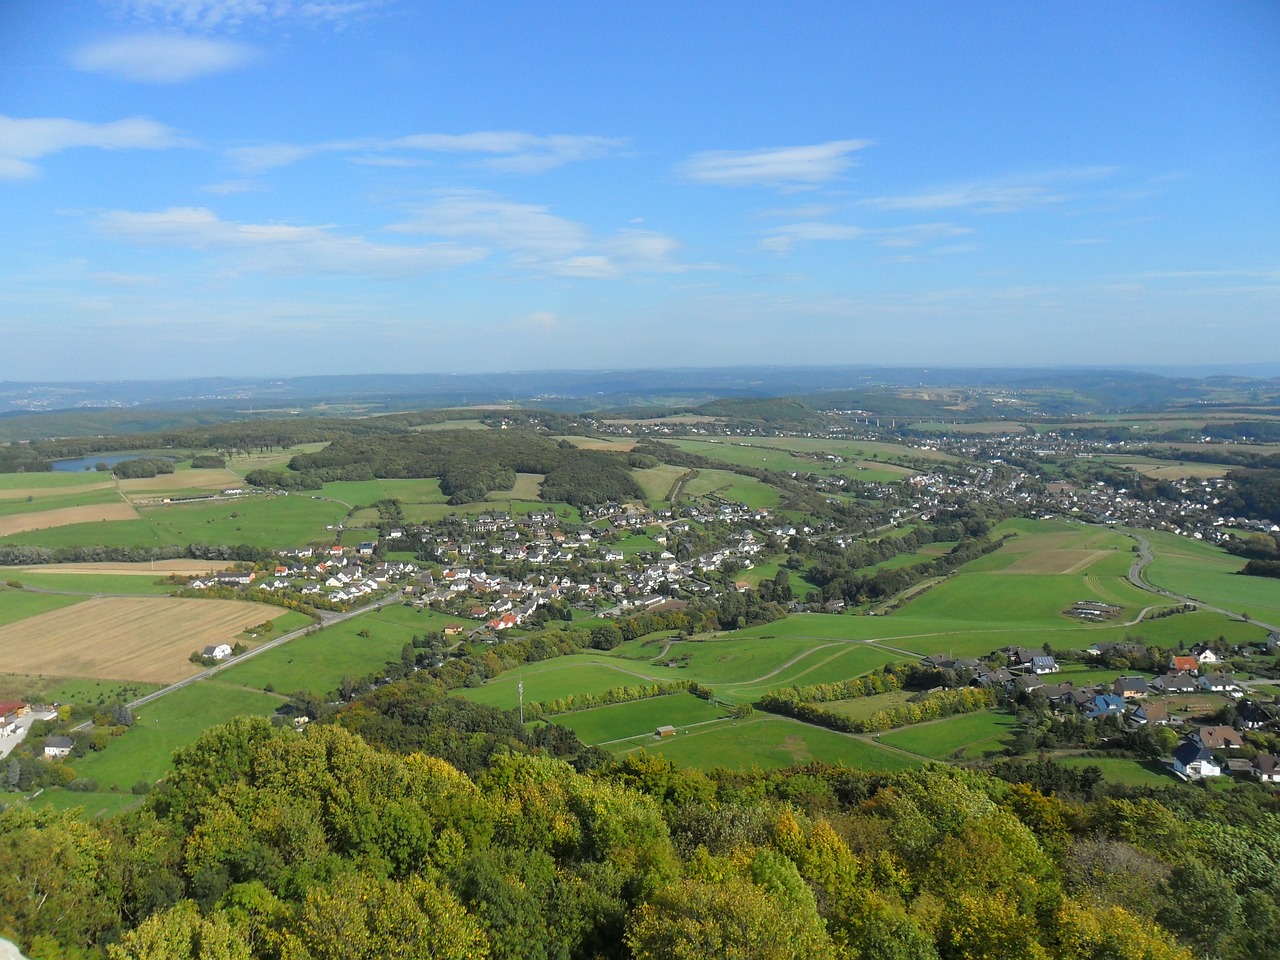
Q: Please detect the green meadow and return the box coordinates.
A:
[457,656,671,710]
[4,572,179,595]
[220,605,459,696]
[69,680,286,788]
[551,692,728,745]
[618,713,921,772]
[0,486,123,517]
[0,472,114,492]
[1140,529,1280,625]
[879,710,1019,760]
[679,469,781,509]
[0,588,85,627]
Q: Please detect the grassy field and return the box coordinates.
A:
[0,502,140,537]
[22,789,144,818]
[0,473,115,493]
[632,464,687,502]
[0,486,123,517]
[0,673,160,705]
[1140,529,1280,625]
[458,656,670,710]
[878,710,1019,759]
[219,604,460,696]
[69,680,286,788]
[0,596,295,683]
[550,692,727,744]
[3,572,181,595]
[487,473,544,501]
[618,713,921,772]
[0,588,86,627]
[1051,754,1173,788]
[679,469,780,509]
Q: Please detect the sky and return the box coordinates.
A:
[1,0,1278,381]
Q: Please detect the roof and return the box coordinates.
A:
[46,736,74,749]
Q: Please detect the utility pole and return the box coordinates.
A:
[518,680,524,725]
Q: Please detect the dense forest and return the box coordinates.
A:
[7,701,1280,959]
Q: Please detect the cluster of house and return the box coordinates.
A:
[186,547,420,606]
[0,700,30,737]
[1173,723,1280,783]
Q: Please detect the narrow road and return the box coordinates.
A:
[1125,533,1280,634]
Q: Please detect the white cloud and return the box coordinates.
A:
[228,131,624,173]
[96,206,484,277]
[760,220,971,254]
[0,114,189,179]
[71,34,255,82]
[864,167,1118,212]
[117,0,381,31]
[396,192,683,278]
[676,139,872,189]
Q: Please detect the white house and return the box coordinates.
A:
[203,643,233,661]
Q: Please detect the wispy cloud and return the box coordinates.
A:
[71,34,255,82]
[676,139,872,189]
[863,166,1118,212]
[395,192,683,278]
[0,114,189,179]
[96,206,484,277]
[227,131,624,174]
[116,0,383,31]
[760,220,972,255]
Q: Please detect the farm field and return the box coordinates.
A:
[10,560,235,576]
[668,438,916,484]
[678,435,956,464]
[619,713,920,772]
[560,436,636,452]
[1051,754,1173,788]
[0,588,85,627]
[0,596,292,682]
[551,692,727,745]
[487,473,543,501]
[220,604,461,697]
[0,473,115,494]
[0,672,159,705]
[68,680,286,788]
[4,573,178,595]
[0,502,140,537]
[117,468,245,498]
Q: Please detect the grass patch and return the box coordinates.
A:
[619,713,920,772]
[551,692,727,745]
[878,710,1018,759]
[20,789,143,818]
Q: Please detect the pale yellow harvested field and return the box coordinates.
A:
[0,481,117,501]
[998,549,1113,575]
[0,503,139,536]
[560,436,638,451]
[0,597,270,682]
[118,469,245,494]
[12,561,234,576]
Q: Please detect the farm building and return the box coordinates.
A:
[44,736,73,759]
[203,643,233,660]
[655,725,676,738]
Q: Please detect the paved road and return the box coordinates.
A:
[73,591,403,730]
[1125,532,1279,634]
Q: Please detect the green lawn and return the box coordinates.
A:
[619,713,921,772]
[632,464,687,502]
[69,680,286,788]
[551,692,727,744]
[679,469,781,509]
[879,710,1019,759]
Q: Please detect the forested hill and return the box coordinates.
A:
[252,430,646,506]
[7,709,1276,959]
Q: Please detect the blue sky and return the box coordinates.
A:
[2,0,1278,380]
